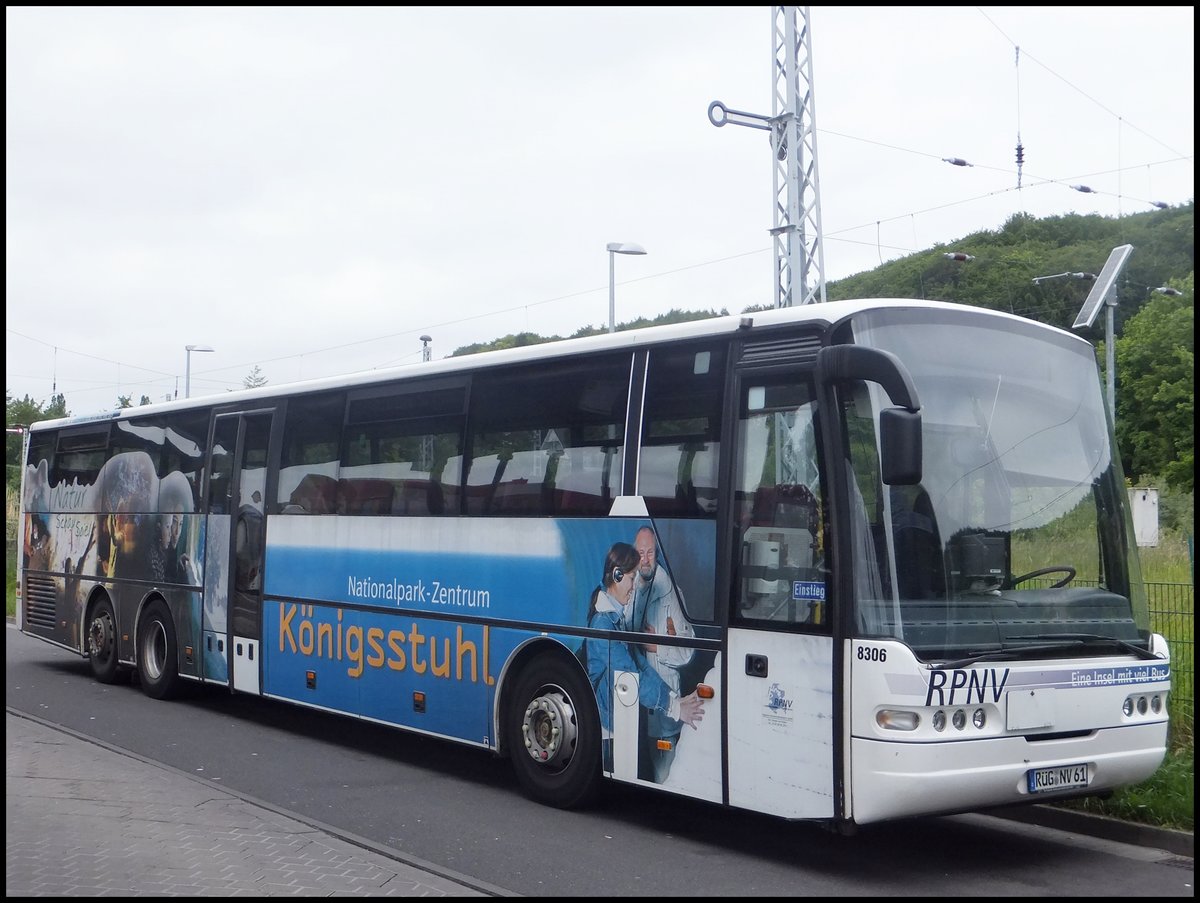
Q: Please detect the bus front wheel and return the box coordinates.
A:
[86,596,121,684]
[506,652,600,809]
[137,600,181,700]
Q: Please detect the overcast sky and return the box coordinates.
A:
[6,6,1194,414]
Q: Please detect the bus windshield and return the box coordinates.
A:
[843,306,1150,662]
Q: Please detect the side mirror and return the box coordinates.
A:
[880,408,921,485]
[817,344,923,485]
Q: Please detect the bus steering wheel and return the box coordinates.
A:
[1007,566,1076,589]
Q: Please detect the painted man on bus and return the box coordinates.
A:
[631,525,697,784]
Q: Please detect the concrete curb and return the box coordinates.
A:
[991,803,1193,859]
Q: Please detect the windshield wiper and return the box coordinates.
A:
[940,642,1083,670]
[939,634,1161,670]
[1014,633,1162,661]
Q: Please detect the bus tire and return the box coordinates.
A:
[86,595,122,684]
[137,600,181,700]
[506,652,601,809]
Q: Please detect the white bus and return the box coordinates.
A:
[16,298,1170,827]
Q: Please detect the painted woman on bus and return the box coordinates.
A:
[585,541,705,774]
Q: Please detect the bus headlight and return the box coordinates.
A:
[952,709,966,730]
[972,708,986,730]
[1123,698,1134,717]
[1151,695,1162,713]
[932,710,946,732]
[876,709,920,731]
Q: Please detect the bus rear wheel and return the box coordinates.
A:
[86,596,121,684]
[506,652,600,809]
[137,600,181,700]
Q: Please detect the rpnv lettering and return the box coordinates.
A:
[925,667,1010,706]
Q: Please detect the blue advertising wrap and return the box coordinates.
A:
[258,515,716,746]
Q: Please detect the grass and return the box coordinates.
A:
[4,485,1193,833]
[1063,526,1194,833]
[1062,722,1194,832]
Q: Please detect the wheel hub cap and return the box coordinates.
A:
[89,611,114,658]
[522,689,579,768]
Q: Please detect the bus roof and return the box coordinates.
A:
[27,298,1078,432]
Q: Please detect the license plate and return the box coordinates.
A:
[1027,763,1089,793]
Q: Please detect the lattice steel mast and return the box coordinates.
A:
[710,6,826,306]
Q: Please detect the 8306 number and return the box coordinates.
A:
[856,645,887,662]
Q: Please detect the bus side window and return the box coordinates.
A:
[161,411,209,510]
[52,427,110,497]
[207,418,237,515]
[342,380,466,517]
[466,354,630,517]
[639,344,725,519]
[274,393,345,514]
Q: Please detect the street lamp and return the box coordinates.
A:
[1036,244,1135,423]
[184,344,215,399]
[420,335,432,362]
[607,241,646,334]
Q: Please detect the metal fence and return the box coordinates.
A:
[1147,581,1194,724]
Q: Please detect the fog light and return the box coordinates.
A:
[876,709,920,731]
[972,708,986,729]
[932,710,946,732]
[1137,696,1148,715]
[952,709,966,730]
[1123,698,1134,717]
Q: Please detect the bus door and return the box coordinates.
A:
[204,409,273,694]
[726,367,835,819]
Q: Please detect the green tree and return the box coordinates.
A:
[244,366,269,389]
[450,309,728,356]
[1114,273,1194,491]
[6,391,69,489]
[451,331,556,356]
[44,393,68,419]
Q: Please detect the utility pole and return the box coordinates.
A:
[709,6,826,307]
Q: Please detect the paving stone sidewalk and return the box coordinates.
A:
[6,711,503,897]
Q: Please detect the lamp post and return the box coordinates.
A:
[1034,244,1135,423]
[607,241,646,334]
[184,344,215,399]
